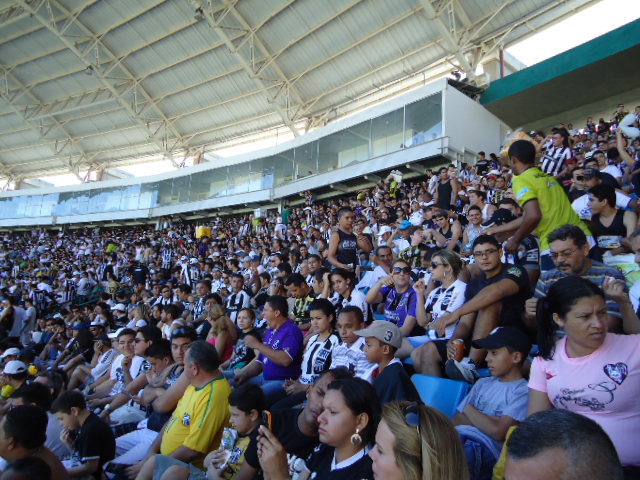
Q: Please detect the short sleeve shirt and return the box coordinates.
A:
[457,376,528,452]
[299,332,341,384]
[380,286,417,327]
[512,167,590,251]
[73,412,115,478]
[258,319,303,380]
[161,377,232,468]
[465,264,530,333]
[529,335,640,466]
[534,262,625,320]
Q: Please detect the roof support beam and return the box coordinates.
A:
[14,0,185,168]
[195,0,304,136]
[419,0,476,81]
[1,67,95,176]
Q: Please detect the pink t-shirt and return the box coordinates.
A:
[529,333,640,466]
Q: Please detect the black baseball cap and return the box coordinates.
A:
[472,326,531,355]
[482,208,517,227]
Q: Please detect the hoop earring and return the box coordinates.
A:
[350,428,362,447]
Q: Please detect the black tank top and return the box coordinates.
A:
[591,210,626,249]
[336,229,358,267]
[437,180,452,209]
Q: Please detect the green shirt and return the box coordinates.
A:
[512,167,590,251]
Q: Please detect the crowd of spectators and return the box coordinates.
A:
[0,104,639,480]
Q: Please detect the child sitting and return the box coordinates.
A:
[52,389,116,479]
[452,326,530,476]
[355,320,420,405]
[329,306,376,381]
[151,383,264,480]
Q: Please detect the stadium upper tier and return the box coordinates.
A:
[0,80,507,227]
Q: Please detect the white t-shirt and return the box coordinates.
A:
[601,165,622,179]
[356,265,389,291]
[571,192,631,220]
[109,354,147,396]
[91,348,116,380]
[424,279,467,340]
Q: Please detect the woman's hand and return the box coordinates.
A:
[413,278,426,295]
[257,426,290,480]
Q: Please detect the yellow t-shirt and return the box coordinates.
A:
[160,376,232,468]
[512,167,591,251]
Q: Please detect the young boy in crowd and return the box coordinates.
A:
[52,389,115,479]
[329,306,376,381]
[355,320,419,405]
[452,326,530,474]
[151,383,265,479]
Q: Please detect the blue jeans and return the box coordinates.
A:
[246,375,287,408]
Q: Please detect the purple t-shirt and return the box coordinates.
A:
[381,286,417,327]
[258,319,303,380]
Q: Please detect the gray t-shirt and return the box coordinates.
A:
[457,376,528,452]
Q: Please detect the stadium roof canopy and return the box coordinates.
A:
[0,0,598,183]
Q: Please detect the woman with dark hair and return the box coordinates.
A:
[366,259,418,337]
[325,268,370,324]
[260,377,380,479]
[528,276,640,470]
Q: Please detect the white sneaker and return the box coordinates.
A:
[445,357,478,383]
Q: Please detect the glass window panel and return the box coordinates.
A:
[55,192,73,216]
[170,175,190,204]
[227,163,249,195]
[139,183,156,209]
[120,185,141,210]
[0,198,8,218]
[404,93,442,147]
[13,196,27,217]
[318,122,370,170]
[270,151,294,187]
[101,188,123,212]
[72,191,89,214]
[24,195,42,217]
[294,144,317,179]
[198,167,228,199]
[371,109,404,157]
[41,194,58,217]
[249,158,274,191]
[156,179,174,206]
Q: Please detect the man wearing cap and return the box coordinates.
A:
[0,361,29,409]
[354,320,420,406]
[108,303,127,328]
[1,347,21,365]
[453,326,530,470]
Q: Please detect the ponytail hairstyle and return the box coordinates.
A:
[536,276,605,360]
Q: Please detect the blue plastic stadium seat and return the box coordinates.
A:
[411,374,470,418]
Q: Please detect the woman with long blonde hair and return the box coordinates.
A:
[206,303,233,363]
[369,401,469,480]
